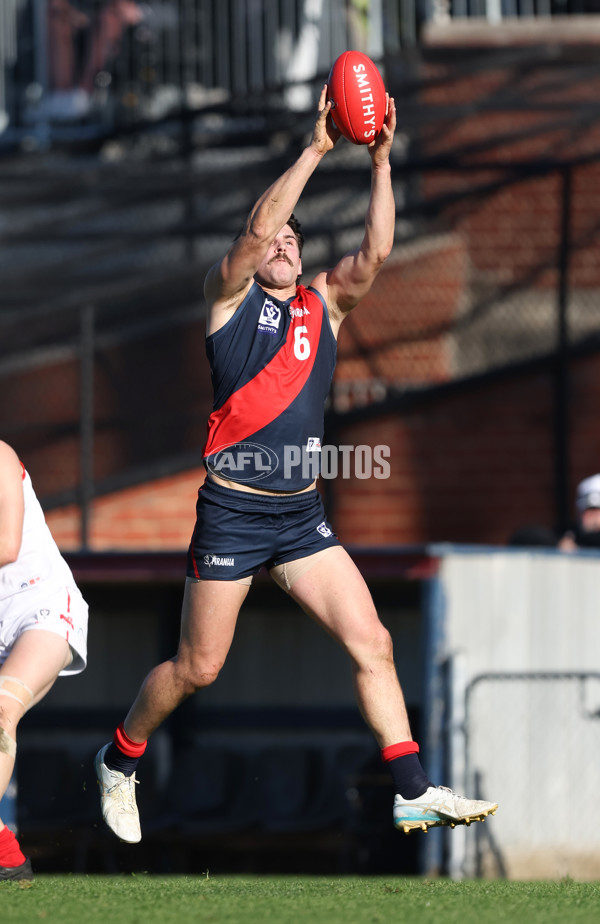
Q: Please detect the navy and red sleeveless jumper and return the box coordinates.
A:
[203,281,337,492]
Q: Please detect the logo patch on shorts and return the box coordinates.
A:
[316,521,333,538]
[203,554,235,567]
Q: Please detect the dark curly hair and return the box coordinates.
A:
[235,214,304,256]
[286,213,304,257]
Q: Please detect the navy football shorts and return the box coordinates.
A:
[186,477,340,581]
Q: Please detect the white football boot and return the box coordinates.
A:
[94,744,142,843]
[393,785,498,834]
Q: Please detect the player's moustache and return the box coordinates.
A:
[270,254,292,265]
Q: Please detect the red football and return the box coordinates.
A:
[327,51,386,145]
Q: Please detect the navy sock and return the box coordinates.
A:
[104,742,139,778]
[387,752,431,800]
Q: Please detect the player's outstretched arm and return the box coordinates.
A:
[204,85,340,324]
[243,82,340,245]
[0,441,25,567]
[320,96,397,329]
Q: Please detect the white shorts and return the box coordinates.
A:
[0,584,88,675]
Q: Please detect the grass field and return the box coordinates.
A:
[2,875,600,924]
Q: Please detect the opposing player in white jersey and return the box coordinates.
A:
[0,441,88,881]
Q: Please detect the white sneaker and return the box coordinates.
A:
[393,785,498,834]
[94,744,142,843]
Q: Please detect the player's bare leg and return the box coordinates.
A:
[124,578,249,741]
[95,578,249,841]
[281,546,411,745]
[0,631,72,879]
[284,546,498,833]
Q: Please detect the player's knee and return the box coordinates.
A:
[180,658,223,692]
[0,676,33,711]
[343,617,392,669]
[0,697,22,729]
[0,720,17,760]
[368,622,394,661]
[350,620,394,666]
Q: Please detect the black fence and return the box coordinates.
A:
[1,0,405,144]
[2,149,600,539]
[3,34,600,541]
[4,2,600,147]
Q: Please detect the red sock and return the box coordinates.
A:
[113,722,147,758]
[381,741,420,761]
[0,825,26,868]
[381,741,431,799]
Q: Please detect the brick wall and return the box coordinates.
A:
[45,349,600,550]
[419,27,600,295]
[333,351,600,547]
[46,468,203,550]
[335,235,467,393]
[40,27,600,551]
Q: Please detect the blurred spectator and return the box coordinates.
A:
[44,0,143,121]
[80,0,144,95]
[558,474,600,552]
[46,0,91,119]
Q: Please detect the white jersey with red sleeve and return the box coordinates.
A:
[0,465,76,601]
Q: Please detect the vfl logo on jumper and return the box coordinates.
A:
[258,299,281,334]
[203,554,235,568]
[206,442,280,482]
[316,521,333,538]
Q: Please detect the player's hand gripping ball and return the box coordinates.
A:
[327,50,386,145]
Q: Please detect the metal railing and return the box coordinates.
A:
[456,672,600,879]
[3,1,599,144]
[3,8,600,541]
[1,0,391,142]
[2,145,600,544]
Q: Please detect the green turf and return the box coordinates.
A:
[2,875,600,924]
